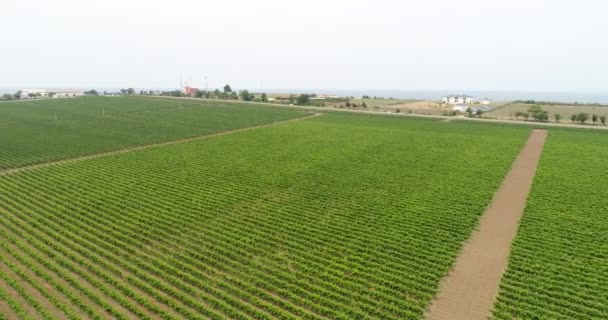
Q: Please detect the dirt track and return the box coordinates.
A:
[425,129,548,320]
[0,113,323,176]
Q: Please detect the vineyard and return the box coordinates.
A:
[0,96,309,170]
[0,112,530,319]
[492,130,608,319]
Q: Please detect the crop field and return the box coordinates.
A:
[492,130,608,319]
[0,96,309,170]
[0,111,531,319]
[486,102,608,121]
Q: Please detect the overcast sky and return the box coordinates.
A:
[1,0,607,91]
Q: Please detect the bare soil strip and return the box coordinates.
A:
[0,113,322,176]
[425,129,548,320]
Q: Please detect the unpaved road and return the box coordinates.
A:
[425,129,548,320]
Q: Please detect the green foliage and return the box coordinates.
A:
[238,90,253,101]
[0,96,308,169]
[553,113,561,122]
[493,130,608,319]
[0,113,529,319]
[223,84,232,93]
[575,112,589,124]
[591,113,598,124]
[466,107,473,117]
[527,105,548,121]
[260,93,268,102]
[600,115,607,125]
[295,94,311,105]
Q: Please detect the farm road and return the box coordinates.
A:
[0,112,323,176]
[425,129,548,320]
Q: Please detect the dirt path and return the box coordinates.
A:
[425,129,548,320]
[0,113,323,176]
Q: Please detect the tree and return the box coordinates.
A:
[395,108,401,113]
[465,107,473,117]
[362,102,368,109]
[475,110,483,118]
[528,105,548,121]
[600,115,607,126]
[570,114,577,123]
[592,114,598,124]
[213,89,221,98]
[223,84,232,93]
[127,88,135,95]
[576,112,589,124]
[345,101,351,108]
[2,93,14,100]
[120,89,127,95]
[523,112,529,120]
[239,90,253,101]
[84,89,99,95]
[261,93,268,102]
[13,90,22,99]
[229,91,238,99]
[553,114,561,122]
[295,94,311,105]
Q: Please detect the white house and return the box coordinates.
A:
[50,89,85,98]
[442,95,474,105]
[453,104,469,112]
[19,89,84,98]
[481,98,492,105]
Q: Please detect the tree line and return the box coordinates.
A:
[513,105,607,125]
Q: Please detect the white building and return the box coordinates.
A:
[481,98,492,105]
[19,89,84,98]
[442,95,474,105]
[453,104,469,112]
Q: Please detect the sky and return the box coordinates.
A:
[1,0,607,92]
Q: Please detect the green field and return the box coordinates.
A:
[0,109,530,319]
[0,96,309,170]
[2,96,607,319]
[492,130,608,319]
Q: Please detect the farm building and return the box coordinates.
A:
[442,95,474,105]
[52,89,85,98]
[183,86,200,96]
[310,94,338,100]
[19,89,84,98]
[453,104,469,112]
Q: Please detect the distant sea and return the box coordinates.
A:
[2,87,608,104]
